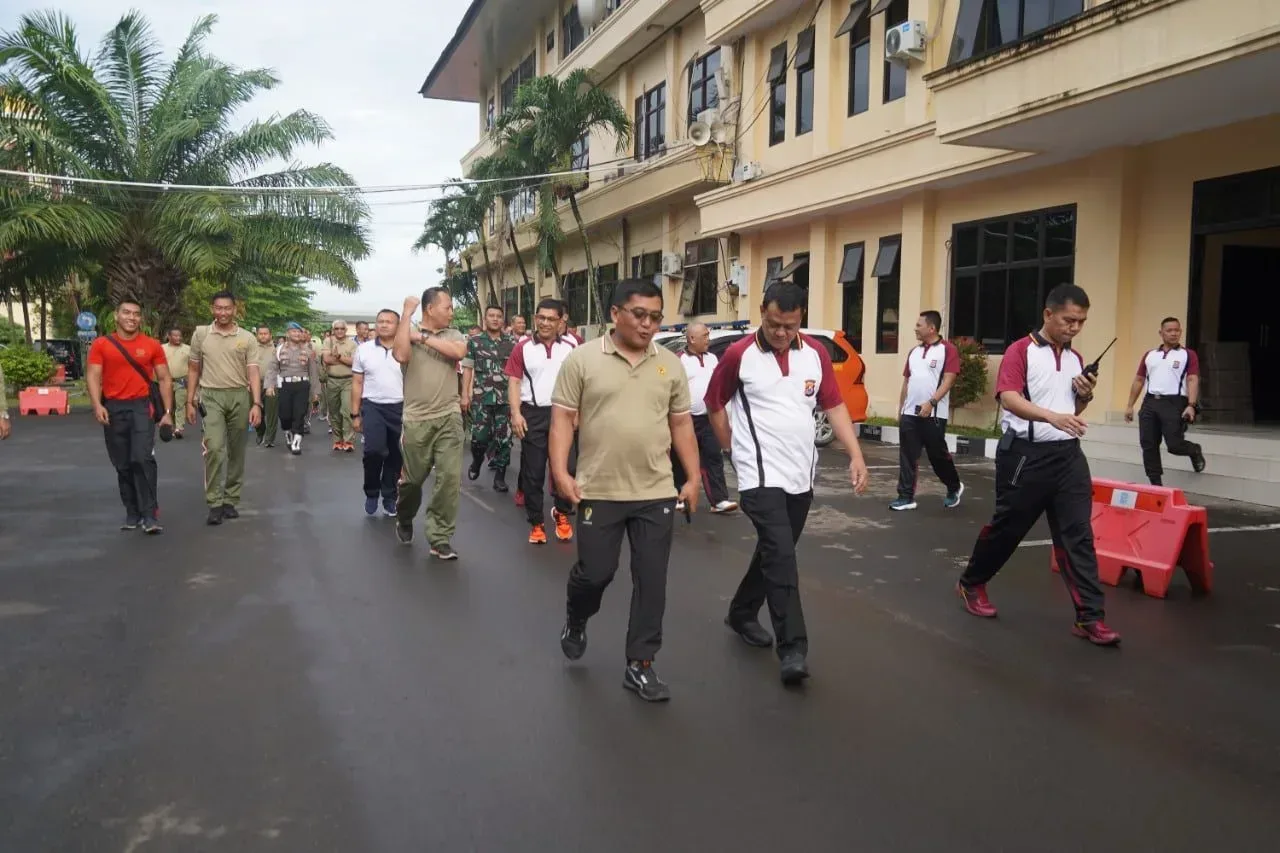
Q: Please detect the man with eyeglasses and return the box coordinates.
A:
[552,279,701,703]
[506,298,579,545]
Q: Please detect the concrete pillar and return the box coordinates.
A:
[808,218,835,328]
[812,2,835,158]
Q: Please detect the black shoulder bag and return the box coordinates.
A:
[105,335,166,423]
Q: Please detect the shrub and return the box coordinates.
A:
[0,345,57,393]
[950,336,989,409]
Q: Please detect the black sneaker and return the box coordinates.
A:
[1191,445,1206,473]
[207,506,224,526]
[256,433,264,446]
[395,522,413,545]
[430,543,458,561]
[492,469,509,493]
[560,620,587,660]
[141,517,163,535]
[220,505,239,520]
[624,661,671,702]
[780,653,810,686]
[121,515,143,531]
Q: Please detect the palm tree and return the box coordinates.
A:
[414,180,492,308]
[493,69,630,329]
[0,11,370,329]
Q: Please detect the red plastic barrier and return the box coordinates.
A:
[19,386,70,416]
[52,364,66,384]
[1051,478,1213,599]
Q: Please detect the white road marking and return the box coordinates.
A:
[1018,522,1280,548]
[462,491,495,514]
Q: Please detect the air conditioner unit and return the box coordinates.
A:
[661,251,684,276]
[733,161,763,183]
[885,20,927,63]
[696,108,722,127]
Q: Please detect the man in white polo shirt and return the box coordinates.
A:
[351,309,404,517]
[705,282,870,686]
[1123,316,1205,486]
[675,323,737,514]
[505,298,579,545]
[892,310,964,511]
[957,283,1120,647]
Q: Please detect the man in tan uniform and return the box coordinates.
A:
[253,324,280,448]
[393,288,468,560]
[187,290,263,526]
[162,328,191,439]
[324,320,357,451]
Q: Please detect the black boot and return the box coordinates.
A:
[493,467,509,493]
[468,448,485,481]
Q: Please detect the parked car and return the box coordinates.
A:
[656,322,867,447]
[33,339,83,381]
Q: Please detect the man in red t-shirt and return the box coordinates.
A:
[86,299,174,534]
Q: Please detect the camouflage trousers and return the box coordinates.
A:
[469,403,512,471]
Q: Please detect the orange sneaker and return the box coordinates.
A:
[528,524,548,545]
[553,509,573,542]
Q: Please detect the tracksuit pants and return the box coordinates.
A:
[103,398,159,520]
[566,498,676,662]
[672,413,730,505]
[362,401,403,500]
[730,488,813,658]
[959,437,1106,623]
[519,404,575,526]
[897,415,961,500]
[278,379,311,433]
[1139,395,1201,485]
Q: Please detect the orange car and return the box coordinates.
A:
[656,323,867,447]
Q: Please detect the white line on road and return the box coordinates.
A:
[1017,522,1280,548]
[462,490,496,514]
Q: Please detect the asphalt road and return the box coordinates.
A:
[2,414,1278,852]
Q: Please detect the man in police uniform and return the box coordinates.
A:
[891,310,964,511]
[253,324,280,448]
[187,290,263,526]
[461,304,517,492]
[323,320,358,451]
[162,328,191,439]
[956,284,1120,647]
[1124,317,1206,485]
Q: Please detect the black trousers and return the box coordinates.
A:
[566,498,675,662]
[361,400,403,500]
[730,488,814,658]
[278,380,311,432]
[519,404,575,525]
[960,438,1105,622]
[1139,395,1200,484]
[897,415,961,499]
[103,398,159,520]
[673,413,730,504]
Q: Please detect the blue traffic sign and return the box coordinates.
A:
[75,311,97,332]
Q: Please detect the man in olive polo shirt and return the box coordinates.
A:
[393,287,468,561]
[187,290,263,526]
[324,319,358,451]
[551,278,701,703]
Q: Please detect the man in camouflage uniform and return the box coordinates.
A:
[461,305,516,493]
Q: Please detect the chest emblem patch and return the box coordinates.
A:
[929,359,937,368]
[804,379,816,397]
[657,365,667,377]
[1172,360,1180,369]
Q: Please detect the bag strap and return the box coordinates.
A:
[106,335,155,386]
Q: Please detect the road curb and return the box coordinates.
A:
[855,423,998,459]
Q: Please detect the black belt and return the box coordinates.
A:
[1146,393,1185,401]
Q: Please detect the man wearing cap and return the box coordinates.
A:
[323,320,358,452]
[253,324,280,448]
[162,328,190,440]
[265,322,321,455]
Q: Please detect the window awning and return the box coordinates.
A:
[872,239,901,278]
[870,0,895,16]
[769,256,810,283]
[767,44,788,83]
[838,245,864,283]
[835,1,870,38]
[795,28,815,69]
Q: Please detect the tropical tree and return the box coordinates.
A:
[492,69,630,328]
[414,178,494,309]
[0,11,371,330]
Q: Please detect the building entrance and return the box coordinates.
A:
[1188,166,1280,424]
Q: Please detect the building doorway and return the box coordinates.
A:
[1188,166,1280,424]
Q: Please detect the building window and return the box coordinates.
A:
[795,28,815,136]
[681,239,720,316]
[767,43,787,146]
[765,256,784,282]
[488,202,497,235]
[500,53,536,115]
[838,242,865,353]
[509,187,537,223]
[949,205,1077,353]
[631,251,662,280]
[883,0,908,103]
[546,31,555,54]
[486,97,495,131]
[502,287,521,324]
[950,0,1085,64]
[843,3,872,116]
[570,133,589,171]
[563,270,588,324]
[873,235,901,354]
[563,5,585,56]
[634,82,666,161]
[791,252,811,291]
[689,48,722,122]
[596,263,619,312]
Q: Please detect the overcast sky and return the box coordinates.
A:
[10,0,478,315]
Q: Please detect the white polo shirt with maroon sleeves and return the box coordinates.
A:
[704,331,843,494]
[1138,346,1199,396]
[503,335,578,408]
[995,331,1085,443]
[901,339,961,419]
[678,350,718,417]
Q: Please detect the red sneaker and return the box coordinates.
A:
[956,582,998,618]
[514,490,525,507]
[1072,621,1122,646]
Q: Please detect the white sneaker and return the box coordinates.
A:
[290,433,303,455]
[712,500,739,513]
